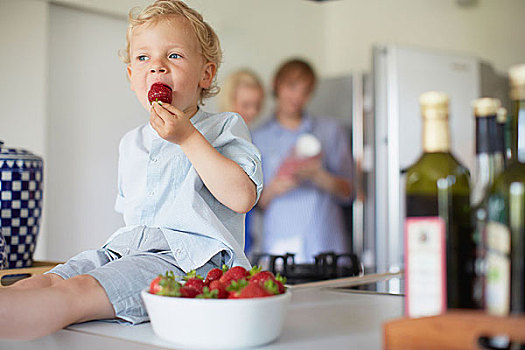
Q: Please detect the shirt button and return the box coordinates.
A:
[175,249,182,255]
[148,191,154,196]
[151,158,158,163]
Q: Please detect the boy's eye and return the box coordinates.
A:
[137,55,149,61]
[169,53,182,59]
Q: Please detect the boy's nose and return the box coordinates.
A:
[150,66,167,73]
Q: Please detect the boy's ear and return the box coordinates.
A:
[127,65,135,91]
[199,62,217,89]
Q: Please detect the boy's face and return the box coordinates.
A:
[275,74,314,117]
[127,16,216,114]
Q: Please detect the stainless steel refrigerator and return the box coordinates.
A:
[308,44,508,288]
[369,44,509,286]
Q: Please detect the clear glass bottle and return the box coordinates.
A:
[485,64,525,316]
[404,91,474,318]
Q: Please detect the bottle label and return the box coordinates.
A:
[485,221,511,316]
[405,217,446,318]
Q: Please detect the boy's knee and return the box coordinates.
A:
[58,274,102,294]
[11,273,64,289]
[55,274,115,322]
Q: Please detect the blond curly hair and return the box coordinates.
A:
[119,0,222,103]
[219,69,264,113]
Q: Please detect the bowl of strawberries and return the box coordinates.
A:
[141,265,291,349]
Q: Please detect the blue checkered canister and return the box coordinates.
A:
[0,141,43,268]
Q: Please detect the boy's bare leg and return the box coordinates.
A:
[8,273,64,289]
[0,274,116,340]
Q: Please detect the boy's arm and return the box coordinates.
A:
[181,130,257,213]
[150,102,257,213]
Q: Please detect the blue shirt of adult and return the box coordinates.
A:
[251,113,353,263]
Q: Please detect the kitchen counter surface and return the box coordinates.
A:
[1,272,404,349]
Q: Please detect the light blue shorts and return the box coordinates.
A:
[47,226,224,324]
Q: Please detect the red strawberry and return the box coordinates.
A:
[149,276,162,294]
[148,83,172,104]
[225,278,248,299]
[180,286,200,298]
[208,280,229,299]
[149,271,181,296]
[275,280,286,294]
[204,268,223,286]
[249,271,276,286]
[219,266,249,287]
[185,277,205,294]
[237,283,275,299]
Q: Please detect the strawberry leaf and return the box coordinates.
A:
[226,278,248,292]
[196,286,219,299]
[263,280,280,295]
[275,273,287,284]
[249,265,262,277]
[184,270,203,281]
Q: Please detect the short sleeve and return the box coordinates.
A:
[212,113,264,202]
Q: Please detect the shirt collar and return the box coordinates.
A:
[272,112,314,134]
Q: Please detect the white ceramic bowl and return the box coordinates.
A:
[141,288,291,349]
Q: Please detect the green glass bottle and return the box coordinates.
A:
[405,91,474,318]
[485,64,525,316]
[471,98,504,308]
[497,107,508,169]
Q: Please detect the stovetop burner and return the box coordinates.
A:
[251,252,362,285]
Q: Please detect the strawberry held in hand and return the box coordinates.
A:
[148,82,173,104]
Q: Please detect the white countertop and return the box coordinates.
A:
[1,274,404,350]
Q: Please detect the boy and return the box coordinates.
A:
[0,0,262,340]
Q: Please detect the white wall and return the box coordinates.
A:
[0,0,49,259]
[50,0,525,75]
[323,0,525,76]
[46,4,144,260]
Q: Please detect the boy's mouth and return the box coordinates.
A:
[148,83,173,104]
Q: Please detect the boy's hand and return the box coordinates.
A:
[150,102,197,145]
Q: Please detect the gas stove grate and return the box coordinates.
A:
[251,252,362,285]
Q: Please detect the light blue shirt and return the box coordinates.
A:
[108,109,263,272]
[251,114,353,263]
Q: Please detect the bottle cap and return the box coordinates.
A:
[509,63,525,100]
[497,107,507,124]
[472,98,501,117]
[420,91,449,119]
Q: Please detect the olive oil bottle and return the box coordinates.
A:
[470,98,504,308]
[485,64,525,316]
[497,107,508,169]
[405,91,474,318]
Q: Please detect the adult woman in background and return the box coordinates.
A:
[220,69,265,127]
[220,69,266,256]
[251,58,353,263]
